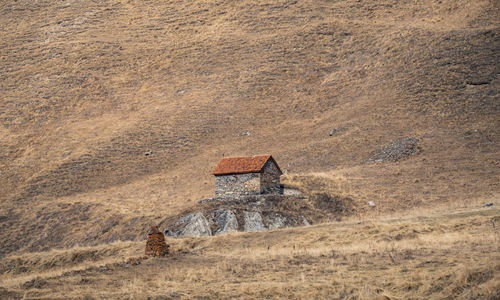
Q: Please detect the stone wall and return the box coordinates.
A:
[214,160,282,197]
[214,173,260,197]
[260,160,281,194]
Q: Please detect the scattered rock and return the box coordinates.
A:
[241,131,251,136]
[145,150,153,156]
[176,90,185,95]
[215,210,238,235]
[484,203,494,207]
[367,137,420,163]
[145,226,169,257]
[367,201,376,207]
[329,128,339,136]
[243,211,265,232]
[178,213,212,236]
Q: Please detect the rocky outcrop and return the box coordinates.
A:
[177,213,212,237]
[214,210,238,235]
[160,194,354,238]
[265,213,287,229]
[243,211,265,232]
[145,226,169,257]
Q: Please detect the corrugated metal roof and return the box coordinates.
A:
[212,155,281,175]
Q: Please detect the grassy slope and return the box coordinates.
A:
[1,207,498,299]
[0,0,499,271]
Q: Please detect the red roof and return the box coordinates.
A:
[212,155,282,175]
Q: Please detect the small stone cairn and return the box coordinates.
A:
[145,225,169,257]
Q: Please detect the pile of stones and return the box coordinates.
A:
[145,226,169,257]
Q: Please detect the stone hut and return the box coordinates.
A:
[212,155,283,198]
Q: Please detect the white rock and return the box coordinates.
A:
[266,214,287,229]
[243,211,265,232]
[178,213,212,236]
[215,210,239,235]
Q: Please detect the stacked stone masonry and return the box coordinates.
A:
[214,160,281,198]
[145,226,169,257]
[215,173,260,197]
[260,160,281,194]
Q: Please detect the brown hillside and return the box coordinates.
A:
[1,207,499,299]
[0,0,499,256]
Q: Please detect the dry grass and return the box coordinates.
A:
[0,0,499,297]
[1,0,499,255]
[1,206,498,299]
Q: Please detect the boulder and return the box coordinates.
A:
[178,213,212,236]
[215,210,238,235]
[145,226,169,257]
[243,211,265,232]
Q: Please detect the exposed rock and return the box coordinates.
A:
[175,214,195,225]
[178,213,212,236]
[163,228,175,237]
[145,226,169,257]
[198,197,218,204]
[215,210,238,235]
[161,194,354,238]
[283,188,305,198]
[367,137,420,163]
[243,211,265,232]
[329,128,339,136]
[265,213,286,229]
